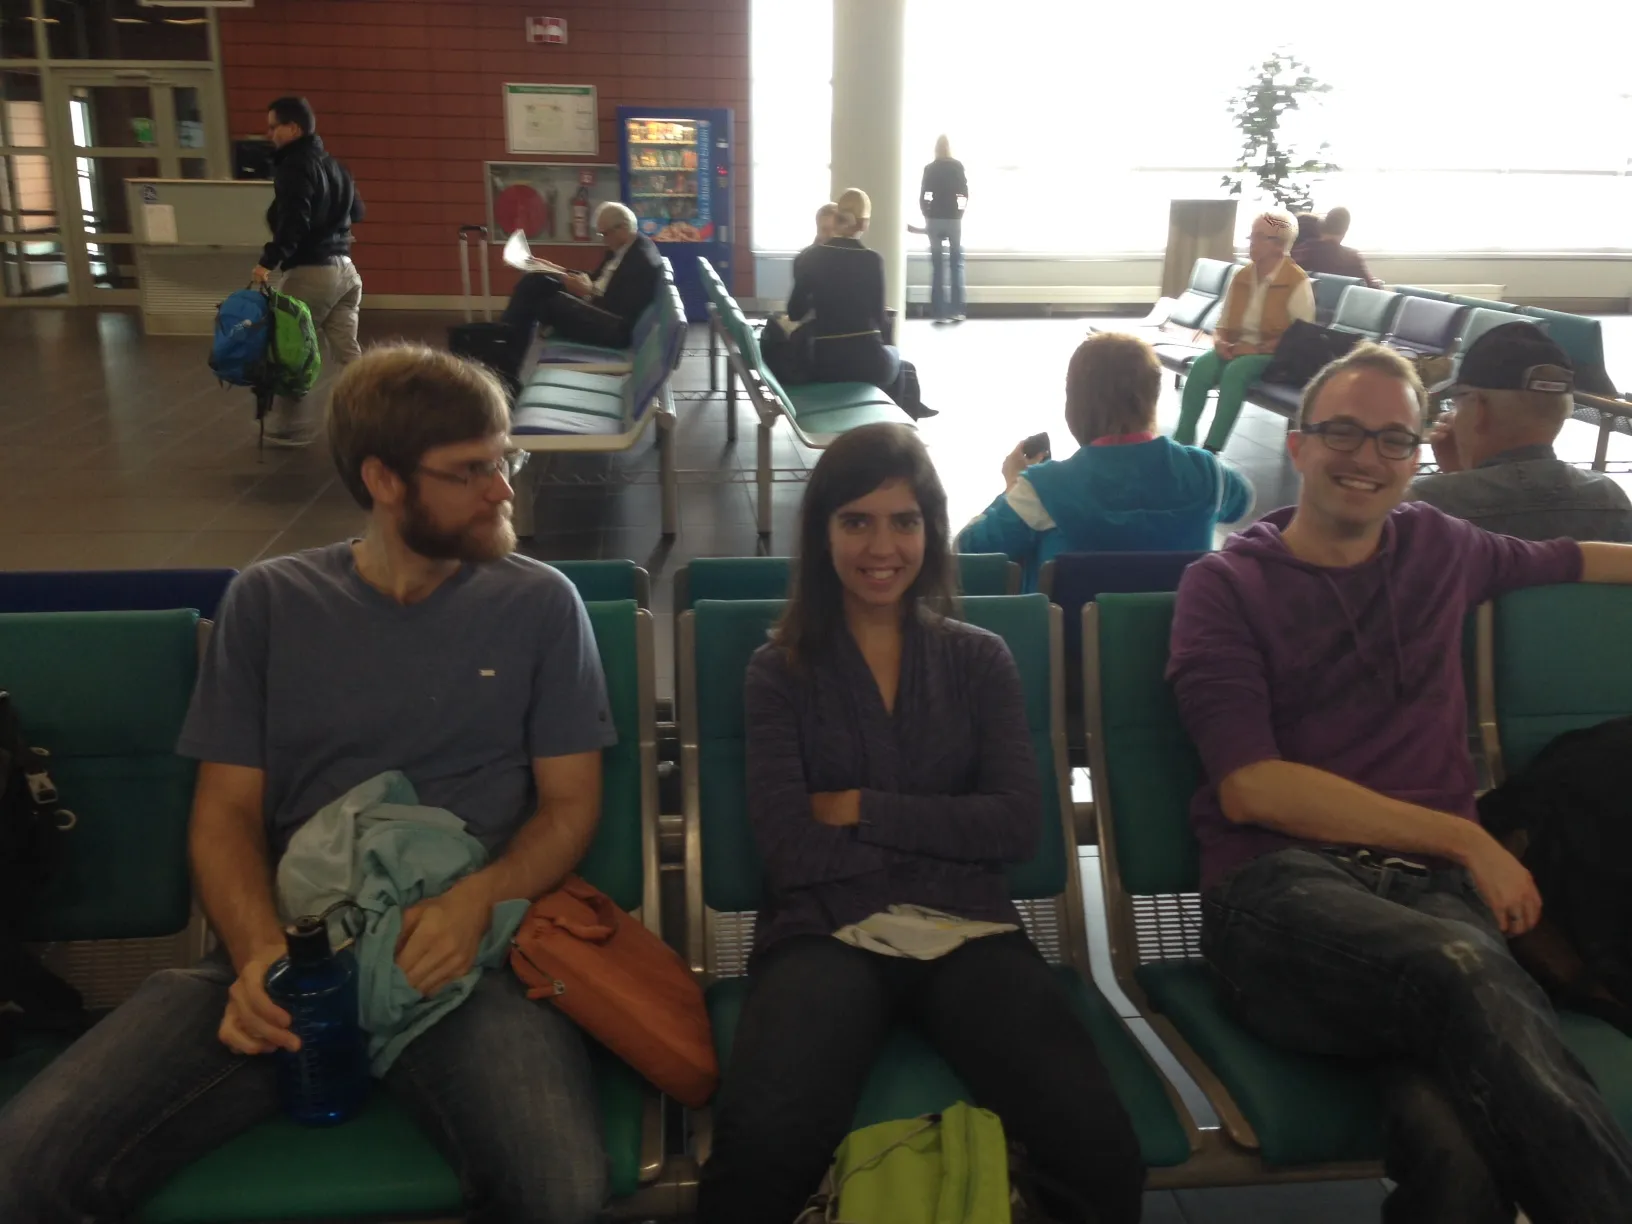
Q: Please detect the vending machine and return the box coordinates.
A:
[616,106,733,322]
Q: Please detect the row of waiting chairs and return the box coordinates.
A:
[7,564,1630,1218]
[505,262,690,539]
[697,257,907,535]
[1146,258,1632,466]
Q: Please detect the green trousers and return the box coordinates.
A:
[1173,350,1273,450]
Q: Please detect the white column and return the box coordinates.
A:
[831,0,907,324]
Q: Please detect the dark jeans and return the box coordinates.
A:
[925,217,964,319]
[501,272,629,350]
[696,932,1144,1224]
[1203,847,1632,1224]
[0,956,606,1223]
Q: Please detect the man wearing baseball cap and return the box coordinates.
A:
[1412,321,1631,541]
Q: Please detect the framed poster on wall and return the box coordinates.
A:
[487,162,618,246]
[503,83,597,156]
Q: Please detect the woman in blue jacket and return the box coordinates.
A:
[958,332,1254,589]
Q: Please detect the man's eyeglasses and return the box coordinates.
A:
[1300,420,1422,461]
[415,450,521,489]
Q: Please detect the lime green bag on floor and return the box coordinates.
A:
[799,1102,1012,1224]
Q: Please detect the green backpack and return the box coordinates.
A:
[264,286,321,398]
[799,1103,1012,1224]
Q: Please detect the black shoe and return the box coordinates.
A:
[905,403,939,420]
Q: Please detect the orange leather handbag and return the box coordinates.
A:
[510,875,719,1108]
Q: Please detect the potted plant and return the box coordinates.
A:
[1221,51,1339,213]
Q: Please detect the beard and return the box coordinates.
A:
[399,484,517,563]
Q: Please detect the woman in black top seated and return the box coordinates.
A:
[785,188,935,419]
[693,423,1144,1224]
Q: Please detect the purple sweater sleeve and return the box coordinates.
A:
[1167,561,1283,786]
[1450,512,1583,603]
[744,650,887,889]
[854,637,1042,864]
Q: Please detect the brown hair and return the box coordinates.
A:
[1297,342,1428,430]
[328,343,511,509]
[1322,206,1352,240]
[773,423,956,662]
[1064,332,1163,446]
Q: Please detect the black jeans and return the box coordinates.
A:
[1204,847,1632,1224]
[500,272,629,349]
[696,932,1144,1224]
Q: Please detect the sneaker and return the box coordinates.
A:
[952,313,967,323]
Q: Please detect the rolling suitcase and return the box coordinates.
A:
[447,224,525,397]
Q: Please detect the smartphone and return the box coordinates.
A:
[1022,431,1051,460]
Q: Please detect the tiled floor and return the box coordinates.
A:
[4,304,1625,1222]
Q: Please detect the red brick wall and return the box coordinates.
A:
[219,0,753,300]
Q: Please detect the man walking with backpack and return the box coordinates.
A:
[254,96,364,447]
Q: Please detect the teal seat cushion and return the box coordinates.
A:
[0,610,199,941]
[514,382,624,420]
[784,381,897,418]
[549,561,642,605]
[1136,960,1384,1166]
[523,367,625,395]
[788,402,909,442]
[955,553,1014,596]
[1558,1011,1632,1138]
[136,1043,645,1221]
[706,968,1190,1168]
[538,339,630,365]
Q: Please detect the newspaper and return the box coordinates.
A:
[502,229,567,276]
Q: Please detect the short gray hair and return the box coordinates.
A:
[1253,208,1299,251]
[1297,342,1428,429]
[594,201,637,233]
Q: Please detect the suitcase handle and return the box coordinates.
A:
[456,224,493,323]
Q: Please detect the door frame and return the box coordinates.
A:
[0,2,227,307]
[44,64,229,304]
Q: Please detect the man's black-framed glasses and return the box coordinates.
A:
[415,449,522,489]
[1300,420,1422,461]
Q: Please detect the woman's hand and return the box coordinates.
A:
[1213,337,1238,360]
[1001,441,1033,489]
[810,791,861,828]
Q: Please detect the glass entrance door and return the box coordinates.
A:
[45,67,225,301]
[1,67,67,299]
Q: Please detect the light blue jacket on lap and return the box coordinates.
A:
[276,770,530,1076]
[957,437,1254,591]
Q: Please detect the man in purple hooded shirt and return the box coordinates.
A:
[1169,343,1632,1223]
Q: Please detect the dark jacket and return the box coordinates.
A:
[261,134,364,271]
[788,237,885,337]
[920,158,968,220]
[1291,238,1378,288]
[786,237,895,386]
[743,615,1041,959]
[592,233,664,338]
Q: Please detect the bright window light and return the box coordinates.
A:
[753,0,1632,255]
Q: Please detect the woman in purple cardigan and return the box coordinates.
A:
[695,424,1144,1224]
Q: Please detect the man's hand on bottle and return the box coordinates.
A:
[396,879,494,998]
[220,942,299,1056]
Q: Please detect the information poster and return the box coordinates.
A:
[487,162,617,246]
[504,83,597,156]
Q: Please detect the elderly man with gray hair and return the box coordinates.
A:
[500,200,664,358]
[1411,321,1632,541]
[1174,207,1316,452]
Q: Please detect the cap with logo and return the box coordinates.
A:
[1449,321,1574,396]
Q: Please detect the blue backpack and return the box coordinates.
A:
[210,287,274,390]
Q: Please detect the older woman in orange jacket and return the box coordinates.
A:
[1173,208,1315,451]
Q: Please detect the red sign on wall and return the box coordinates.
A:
[525,16,567,45]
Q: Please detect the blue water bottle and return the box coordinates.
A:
[263,916,368,1126]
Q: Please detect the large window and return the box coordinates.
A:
[754,0,1632,254]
